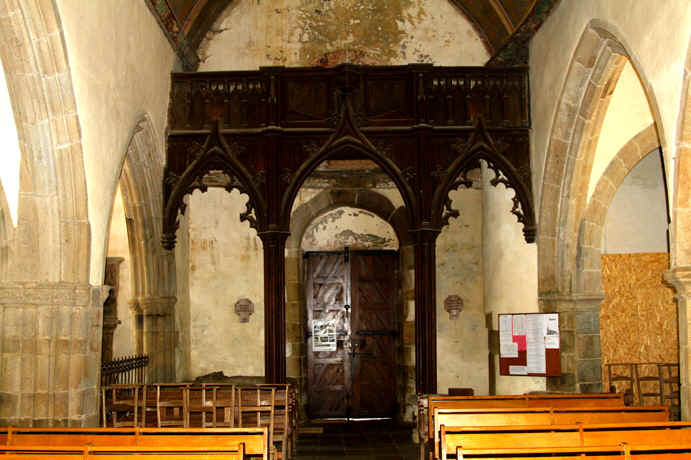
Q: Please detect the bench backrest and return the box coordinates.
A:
[441,422,691,460]
[0,444,245,460]
[425,394,625,439]
[433,406,669,459]
[5,427,266,460]
[454,443,691,459]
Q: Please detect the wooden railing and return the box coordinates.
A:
[604,362,680,419]
[168,65,530,131]
[101,355,149,386]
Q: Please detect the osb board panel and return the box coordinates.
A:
[600,253,677,369]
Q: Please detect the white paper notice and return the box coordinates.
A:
[499,315,517,357]
[512,314,527,336]
[500,341,518,358]
[526,315,546,374]
[545,314,560,349]
[509,365,528,375]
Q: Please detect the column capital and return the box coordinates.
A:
[539,293,605,312]
[257,230,290,247]
[664,266,691,296]
[136,296,177,316]
[409,227,441,244]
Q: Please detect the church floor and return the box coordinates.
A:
[293,421,418,460]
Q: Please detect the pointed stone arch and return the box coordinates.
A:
[114,115,177,382]
[0,1,95,426]
[539,20,666,297]
[575,124,660,292]
[538,20,667,394]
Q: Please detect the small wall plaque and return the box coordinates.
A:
[444,295,464,320]
[234,298,254,322]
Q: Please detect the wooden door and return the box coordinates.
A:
[305,253,350,418]
[306,250,398,419]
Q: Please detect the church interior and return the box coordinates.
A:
[0,0,691,458]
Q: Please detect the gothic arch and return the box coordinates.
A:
[671,37,691,267]
[162,122,266,249]
[432,119,535,240]
[538,20,666,297]
[0,1,89,283]
[575,124,660,292]
[281,140,417,230]
[112,115,177,382]
[288,188,409,250]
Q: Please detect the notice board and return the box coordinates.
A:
[498,313,561,376]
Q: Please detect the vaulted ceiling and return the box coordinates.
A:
[146,0,559,70]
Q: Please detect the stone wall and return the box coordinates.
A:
[0,283,104,426]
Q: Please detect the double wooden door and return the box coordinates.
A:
[305,250,399,419]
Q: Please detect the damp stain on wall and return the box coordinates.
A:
[296,0,416,66]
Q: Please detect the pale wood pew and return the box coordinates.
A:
[432,406,670,459]
[0,444,246,459]
[421,393,625,445]
[440,421,691,460]
[4,427,268,460]
[418,393,625,459]
[450,443,691,460]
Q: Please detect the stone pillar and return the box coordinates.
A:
[411,227,439,395]
[541,294,604,393]
[664,267,691,420]
[101,258,124,363]
[0,282,103,427]
[259,230,289,384]
[133,296,177,383]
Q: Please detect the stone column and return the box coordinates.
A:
[0,282,103,427]
[664,267,691,420]
[259,230,290,384]
[540,294,604,393]
[135,296,177,383]
[411,227,439,395]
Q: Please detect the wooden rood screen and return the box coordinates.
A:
[164,64,533,391]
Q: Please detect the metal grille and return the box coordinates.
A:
[101,354,149,386]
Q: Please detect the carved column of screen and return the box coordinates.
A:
[411,228,440,394]
[259,230,290,383]
[664,267,691,420]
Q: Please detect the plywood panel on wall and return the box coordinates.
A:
[600,253,677,372]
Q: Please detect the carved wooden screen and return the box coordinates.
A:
[305,250,398,419]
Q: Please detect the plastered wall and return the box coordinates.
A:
[198,0,488,70]
[55,0,176,285]
[187,189,265,379]
[530,1,691,208]
[106,186,135,357]
[482,165,543,394]
[603,150,668,254]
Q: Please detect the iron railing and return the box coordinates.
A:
[101,354,149,386]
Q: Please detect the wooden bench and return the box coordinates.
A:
[418,393,625,457]
[431,406,669,459]
[3,427,268,460]
[420,393,625,443]
[440,421,691,460]
[0,444,246,459]
[447,443,691,459]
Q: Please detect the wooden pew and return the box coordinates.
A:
[418,393,625,459]
[420,393,625,444]
[440,421,691,460]
[448,443,691,459]
[432,406,669,459]
[0,444,246,459]
[4,427,268,460]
